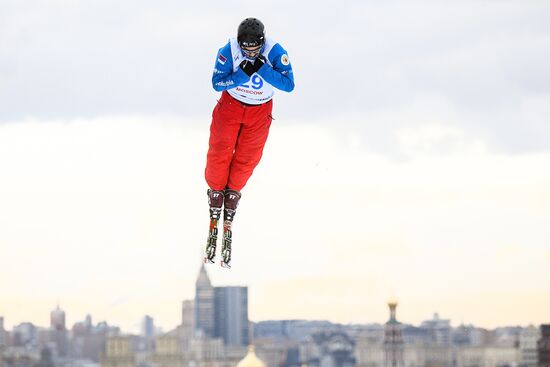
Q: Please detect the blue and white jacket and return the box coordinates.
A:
[212,37,294,105]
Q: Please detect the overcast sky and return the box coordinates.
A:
[1,0,549,333]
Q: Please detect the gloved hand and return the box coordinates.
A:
[253,55,267,72]
[240,60,255,77]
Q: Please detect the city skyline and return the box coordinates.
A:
[0,269,546,334]
[0,302,545,335]
[1,0,549,334]
[2,300,546,367]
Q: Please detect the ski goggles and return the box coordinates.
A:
[241,45,263,58]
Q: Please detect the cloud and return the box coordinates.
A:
[2,1,550,153]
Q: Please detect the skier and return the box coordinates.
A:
[204,17,295,268]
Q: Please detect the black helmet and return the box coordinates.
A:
[237,18,265,48]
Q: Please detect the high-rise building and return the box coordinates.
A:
[50,305,69,356]
[214,286,249,346]
[142,315,155,340]
[539,324,550,367]
[195,264,215,337]
[50,305,66,331]
[384,298,404,367]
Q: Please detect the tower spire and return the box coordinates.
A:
[384,298,404,367]
[196,263,212,287]
[194,264,214,337]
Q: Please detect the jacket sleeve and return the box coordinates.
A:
[256,43,295,92]
[212,42,249,92]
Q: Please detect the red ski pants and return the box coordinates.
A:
[205,91,273,192]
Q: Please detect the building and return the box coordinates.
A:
[254,339,296,367]
[193,264,250,348]
[456,346,520,367]
[420,313,452,347]
[85,314,93,329]
[12,322,38,347]
[151,335,183,367]
[185,335,231,367]
[0,316,5,346]
[182,300,195,336]
[519,325,540,367]
[142,315,155,340]
[72,331,109,363]
[35,348,55,367]
[384,299,404,367]
[0,345,41,366]
[237,346,266,367]
[195,264,215,338]
[50,305,66,331]
[355,331,385,367]
[100,336,136,367]
[539,324,550,367]
[401,325,430,345]
[214,286,249,346]
[299,331,355,367]
[254,320,338,343]
[50,305,69,357]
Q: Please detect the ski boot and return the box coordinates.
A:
[204,189,224,264]
[220,189,241,268]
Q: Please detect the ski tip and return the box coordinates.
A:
[204,257,215,265]
[220,261,231,269]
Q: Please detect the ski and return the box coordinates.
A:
[204,207,221,264]
[204,189,224,264]
[219,189,241,268]
[220,218,233,268]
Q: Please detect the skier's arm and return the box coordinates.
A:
[212,43,249,92]
[256,43,295,92]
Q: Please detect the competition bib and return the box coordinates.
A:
[227,38,275,105]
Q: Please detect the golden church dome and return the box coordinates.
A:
[236,346,266,367]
